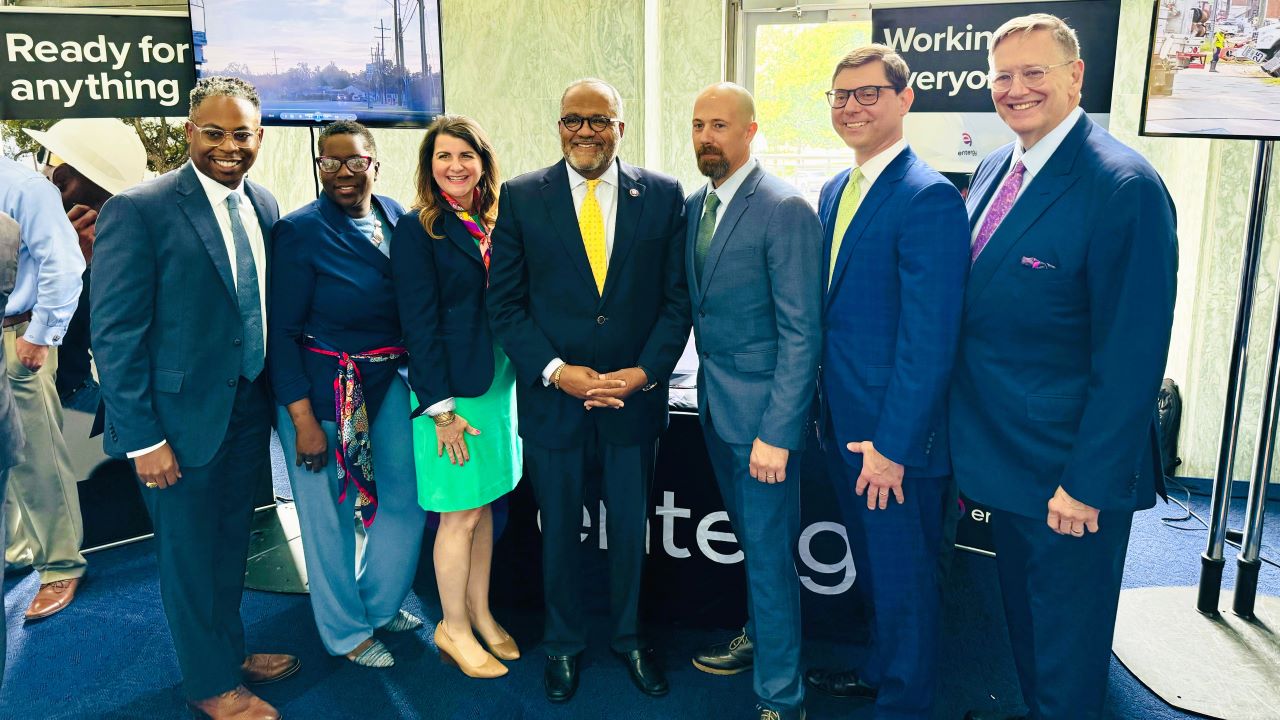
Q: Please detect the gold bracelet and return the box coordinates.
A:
[552,363,567,390]
[433,410,457,427]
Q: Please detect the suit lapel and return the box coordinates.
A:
[965,148,1010,233]
[601,162,645,307]
[826,150,913,306]
[441,211,485,267]
[177,164,237,302]
[699,164,763,296]
[320,193,391,277]
[965,116,1091,307]
[686,187,707,307]
[539,161,598,297]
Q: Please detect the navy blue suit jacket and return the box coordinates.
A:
[949,114,1177,517]
[391,209,496,415]
[487,159,690,449]
[267,193,406,423]
[819,148,968,478]
[92,162,280,465]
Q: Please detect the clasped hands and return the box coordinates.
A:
[553,364,647,409]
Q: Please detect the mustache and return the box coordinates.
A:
[697,144,723,156]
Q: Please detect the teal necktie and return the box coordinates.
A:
[225,193,264,381]
[694,191,722,283]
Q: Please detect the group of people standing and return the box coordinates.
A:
[9,9,1172,720]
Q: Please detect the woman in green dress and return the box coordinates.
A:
[391,115,520,679]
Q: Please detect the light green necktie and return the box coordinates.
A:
[694,191,722,284]
[828,168,863,285]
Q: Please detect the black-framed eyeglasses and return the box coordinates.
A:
[316,155,374,173]
[188,123,260,148]
[826,85,898,109]
[35,147,63,168]
[987,61,1076,91]
[559,115,619,132]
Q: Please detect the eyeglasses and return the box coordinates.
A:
[189,123,260,148]
[987,61,1076,91]
[35,147,64,168]
[826,85,898,109]
[559,115,619,133]
[316,155,374,173]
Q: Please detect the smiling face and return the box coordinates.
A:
[830,61,912,165]
[558,83,623,180]
[431,131,484,210]
[318,132,378,218]
[989,29,1083,149]
[186,95,262,188]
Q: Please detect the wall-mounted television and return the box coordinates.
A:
[187,0,443,128]
[1139,0,1280,140]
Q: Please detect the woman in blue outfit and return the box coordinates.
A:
[268,121,426,668]
[391,115,521,679]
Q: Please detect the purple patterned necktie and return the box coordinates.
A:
[971,160,1026,265]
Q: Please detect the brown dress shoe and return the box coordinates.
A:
[188,685,280,720]
[25,577,80,620]
[241,653,301,684]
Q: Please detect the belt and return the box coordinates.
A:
[2,311,31,329]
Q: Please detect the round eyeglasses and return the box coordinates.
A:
[559,115,619,133]
[188,123,260,148]
[987,61,1076,92]
[316,155,373,173]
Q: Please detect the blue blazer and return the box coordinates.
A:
[92,162,280,465]
[391,209,495,415]
[267,192,406,423]
[686,164,822,450]
[487,159,690,450]
[949,113,1177,517]
[819,148,968,478]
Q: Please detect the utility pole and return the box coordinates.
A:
[272,50,279,76]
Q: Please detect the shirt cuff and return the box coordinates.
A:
[425,397,457,416]
[542,358,565,386]
[127,440,167,458]
[18,318,68,347]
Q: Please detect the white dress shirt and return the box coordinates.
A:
[851,137,909,197]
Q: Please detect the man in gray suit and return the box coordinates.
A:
[0,211,28,685]
[93,77,297,720]
[684,83,823,720]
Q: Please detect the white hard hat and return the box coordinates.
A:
[23,119,148,196]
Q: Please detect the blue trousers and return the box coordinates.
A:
[703,418,804,714]
[275,380,426,656]
[824,436,946,720]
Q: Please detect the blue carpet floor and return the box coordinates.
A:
[3,484,1276,719]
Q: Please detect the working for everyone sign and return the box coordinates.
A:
[0,8,196,120]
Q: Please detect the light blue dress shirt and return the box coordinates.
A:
[0,156,85,346]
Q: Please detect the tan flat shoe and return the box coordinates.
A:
[435,621,507,678]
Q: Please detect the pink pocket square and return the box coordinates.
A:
[1021,256,1056,270]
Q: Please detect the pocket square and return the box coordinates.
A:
[1021,256,1056,270]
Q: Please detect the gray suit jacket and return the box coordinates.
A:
[686,163,823,450]
[0,212,24,471]
[91,163,279,466]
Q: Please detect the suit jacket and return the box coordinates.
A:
[392,209,495,414]
[686,163,822,451]
[0,212,24,471]
[92,162,280,466]
[818,148,968,477]
[487,158,690,449]
[268,193,406,423]
[949,113,1177,517]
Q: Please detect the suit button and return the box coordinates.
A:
[227,378,237,387]
[233,338,242,346]
[597,315,607,325]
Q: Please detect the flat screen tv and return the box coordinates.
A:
[187,0,443,128]
[1139,0,1280,140]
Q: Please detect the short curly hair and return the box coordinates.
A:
[189,76,261,121]
[317,120,377,157]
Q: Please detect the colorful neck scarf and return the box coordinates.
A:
[440,189,491,281]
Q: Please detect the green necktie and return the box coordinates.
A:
[694,191,722,283]
[828,168,863,286]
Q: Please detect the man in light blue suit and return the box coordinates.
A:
[683,83,822,720]
[802,45,969,720]
[952,14,1177,720]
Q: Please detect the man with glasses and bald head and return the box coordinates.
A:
[93,76,298,719]
[951,14,1177,720]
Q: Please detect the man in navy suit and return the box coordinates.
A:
[952,14,1177,720]
[486,78,690,703]
[93,77,298,720]
[801,46,969,720]
[684,83,822,720]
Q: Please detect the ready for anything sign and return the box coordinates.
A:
[0,8,196,120]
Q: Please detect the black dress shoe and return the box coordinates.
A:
[804,667,878,699]
[617,648,669,696]
[692,629,753,675]
[962,711,1027,720]
[544,655,578,703]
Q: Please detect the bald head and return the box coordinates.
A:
[695,82,755,123]
[691,82,758,185]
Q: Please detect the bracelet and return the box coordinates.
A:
[433,410,457,427]
[552,363,567,390]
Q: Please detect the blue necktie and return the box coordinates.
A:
[225,193,264,381]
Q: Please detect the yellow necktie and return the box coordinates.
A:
[829,168,863,285]
[580,179,607,294]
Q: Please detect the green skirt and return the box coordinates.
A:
[411,344,521,512]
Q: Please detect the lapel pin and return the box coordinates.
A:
[629,188,640,197]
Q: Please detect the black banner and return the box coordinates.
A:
[872,0,1122,113]
[0,9,196,120]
